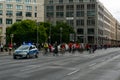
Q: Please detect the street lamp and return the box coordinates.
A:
[48,15,51,44]
[36,22,40,48]
[10,34,14,45]
[60,27,63,44]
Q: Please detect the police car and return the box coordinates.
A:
[13,44,39,59]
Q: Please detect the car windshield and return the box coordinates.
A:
[16,45,30,50]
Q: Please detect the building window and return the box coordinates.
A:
[56,12,64,18]
[16,0,22,3]
[6,0,12,2]
[6,10,13,16]
[79,0,83,2]
[26,12,32,17]
[66,20,74,27]
[76,11,84,17]
[87,28,94,34]
[76,19,84,26]
[46,12,54,18]
[77,36,84,43]
[25,0,31,4]
[16,5,23,10]
[16,19,22,22]
[87,19,95,26]
[49,0,53,4]
[35,13,37,17]
[56,5,64,11]
[69,0,73,3]
[59,0,63,4]
[6,4,13,9]
[90,0,95,2]
[88,36,94,43]
[87,10,95,16]
[76,5,84,10]
[16,11,22,16]
[6,19,12,24]
[26,6,32,11]
[34,0,36,3]
[87,4,95,10]
[0,18,2,24]
[66,5,74,10]
[46,6,54,11]
[0,10,3,15]
[0,4,3,9]
[66,12,74,17]
[77,28,84,34]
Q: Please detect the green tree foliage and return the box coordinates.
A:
[6,20,47,45]
[6,20,74,45]
[51,21,75,44]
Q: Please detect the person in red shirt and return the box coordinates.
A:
[60,43,66,55]
[85,44,90,51]
[8,43,13,55]
[48,44,52,52]
[68,42,73,53]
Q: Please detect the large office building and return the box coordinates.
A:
[0,0,44,44]
[44,0,120,46]
[0,0,120,46]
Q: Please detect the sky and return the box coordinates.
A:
[99,0,120,21]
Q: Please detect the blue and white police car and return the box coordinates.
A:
[13,44,39,59]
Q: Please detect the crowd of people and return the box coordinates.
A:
[0,41,119,56]
[41,41,117,56]
[0,43,15,55]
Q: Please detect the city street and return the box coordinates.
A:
[0,48,120,80]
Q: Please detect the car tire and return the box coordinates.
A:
[26,54,30,59]
[35,53,38,58]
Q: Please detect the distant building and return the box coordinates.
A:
[44,0,120,46]
[0,0,44,44]
[0,0,120,47]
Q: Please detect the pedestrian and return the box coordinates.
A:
[53,42,58,56]
[92,44,97,53]
[60,43,65,55]
[88,45,92,54]
[43,42,49,55]
[86,43,90,51]
[8,43,13,55]
[48,43,52,52]
[72,42,76,53]
[0,43,4,52]
[68,42,73,53]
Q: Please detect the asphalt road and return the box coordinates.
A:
[1,49,120,80]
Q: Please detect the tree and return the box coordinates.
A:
[6,20,47,45]
[51,21,75,44]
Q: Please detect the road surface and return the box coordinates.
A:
[0,48,120,80]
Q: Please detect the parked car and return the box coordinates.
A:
[13,44,39,59]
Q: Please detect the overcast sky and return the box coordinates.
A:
[99,0,120,21]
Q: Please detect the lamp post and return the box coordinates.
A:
[36,22,40,48]
[48,15,51,44]
[60,27,63,44]
[48,22,51,44]
[10,34,14,45]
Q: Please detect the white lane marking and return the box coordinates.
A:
[67,69,80,76]
[89,63,97,67]
[89,54,120,70]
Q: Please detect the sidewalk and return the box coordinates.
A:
[0,51,9,56]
